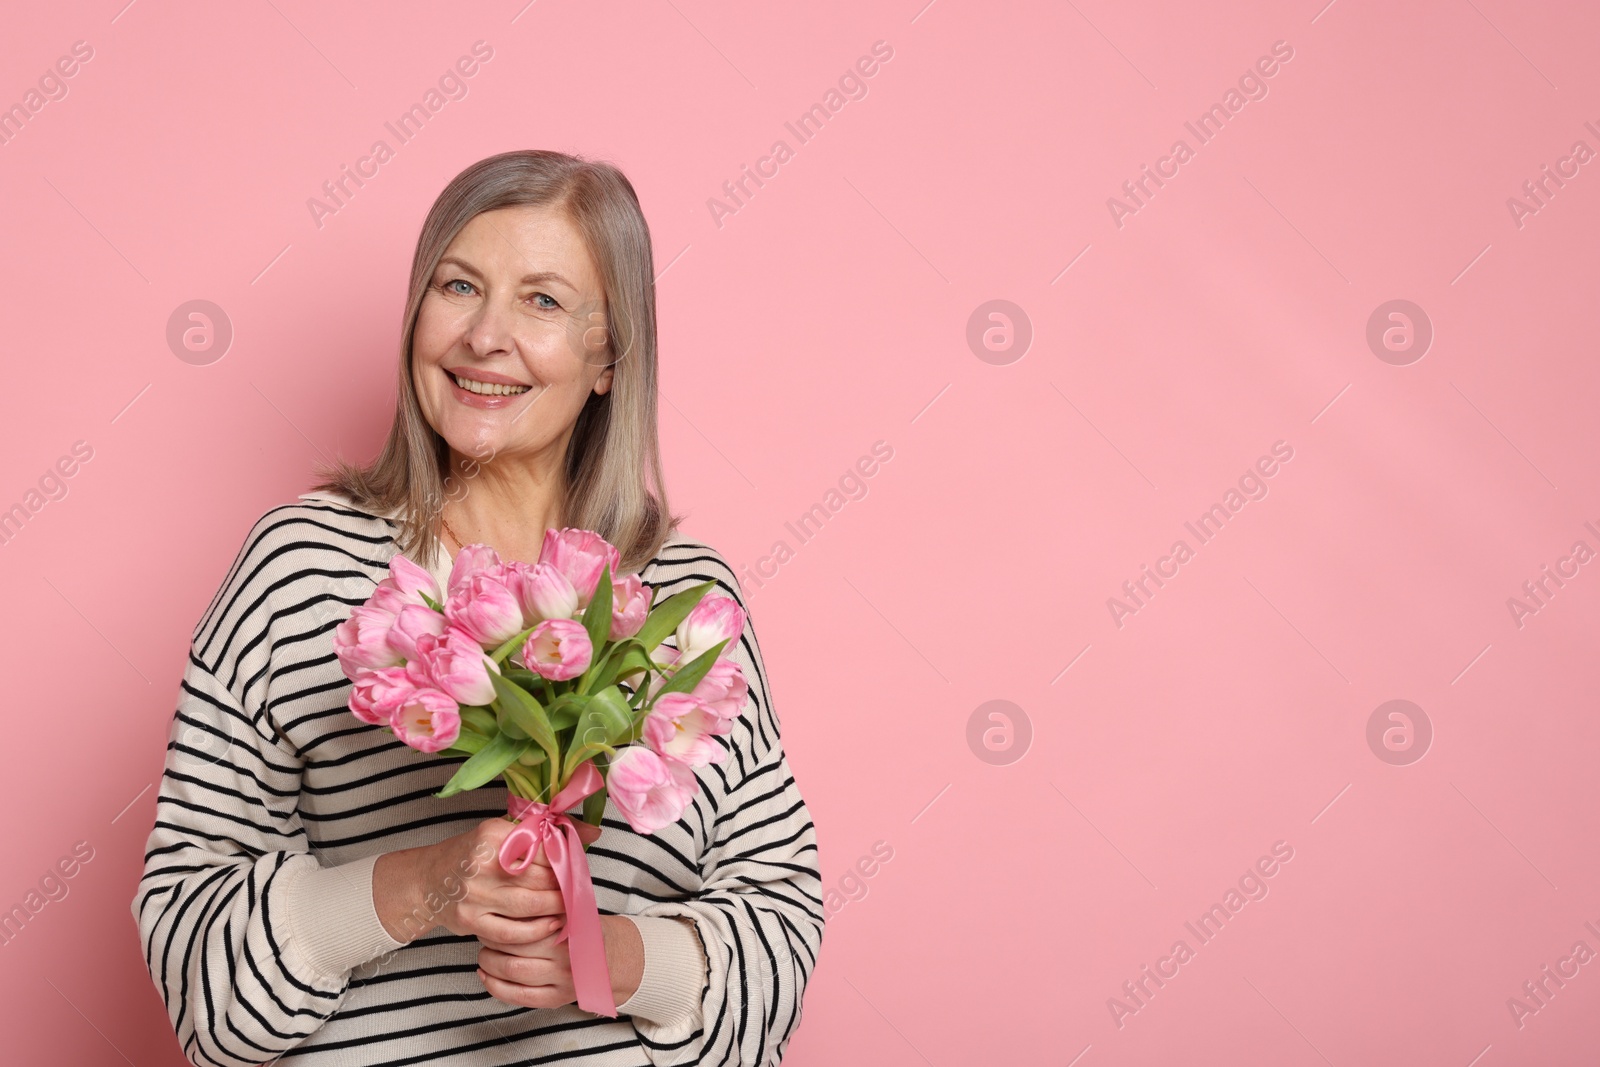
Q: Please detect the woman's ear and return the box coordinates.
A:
[594,365,615,396]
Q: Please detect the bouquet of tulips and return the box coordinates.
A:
[331,527,749,1015]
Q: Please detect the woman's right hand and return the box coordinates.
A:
[372,815,602,945]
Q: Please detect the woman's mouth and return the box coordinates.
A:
[448,370,532,397]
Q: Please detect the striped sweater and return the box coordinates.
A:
[131,491,824,1066]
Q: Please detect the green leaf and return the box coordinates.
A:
[576,643,615,695]
[650,639,729,704]
[584,638,656,694]
[490,672,558,766]
[495,703,529,740]
[587,686,636,744]
[634,580,715,652]
[420,591,444,613]
[548,695,584,733]
[506,667,558,707]
[459,705,497,737]
[563,686,633,779]
[582,764,608,829]
[442,732,488,758]
[436,731,526,798]
[574,563,615,695]
[610,643,658,680]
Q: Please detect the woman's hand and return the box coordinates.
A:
[477,913,644,1010]
[372,816,602,945]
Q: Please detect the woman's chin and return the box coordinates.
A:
[438,424,504,460]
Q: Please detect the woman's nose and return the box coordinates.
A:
[464,296,517,357]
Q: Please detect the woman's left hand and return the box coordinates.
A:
[477,914,643,1010]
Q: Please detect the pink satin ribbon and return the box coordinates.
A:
[497,761,616,1017]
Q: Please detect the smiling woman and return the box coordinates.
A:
[130,150,823,1067]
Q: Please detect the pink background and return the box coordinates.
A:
[2,0,1598,1063]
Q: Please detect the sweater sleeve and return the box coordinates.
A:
[623,559,826,1065]
[616,914,708,1025]
[130,647,403,1067]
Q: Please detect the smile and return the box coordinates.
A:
[449,370,531,396]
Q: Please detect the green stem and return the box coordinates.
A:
[490,623,538,665]
[582,782,607,828]
[503,763,543,802]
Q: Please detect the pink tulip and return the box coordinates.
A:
[676,594,746,663]
[409,627,499,706]
[520,618,593,681]
[447,543,503,597]
[333,604,403,675]
[538,528,621,607]
[607,745,699,834]
[489,561,528,626]
[391,553,441,602]
[444,571,524,647]
[368,585,403,616]
[386,603,447,660]
[642,692,727,768]
[689,657,748,722]
[370,554,441,614]
[511,561,581,624]
[643,645,681,700]
[609,574,652,640]
[348,665,416,725]
[486,561,529,628]
[390,687,461,752]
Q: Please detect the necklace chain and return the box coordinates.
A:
[440,509,562,555]
[439,510,465,552]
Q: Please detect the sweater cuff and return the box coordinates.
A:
[280,852,407,982]
[616,914,706,1026]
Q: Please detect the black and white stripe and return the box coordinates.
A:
[132,497,824,1066]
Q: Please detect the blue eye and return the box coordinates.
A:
[446,279,475,295]
[533,293,559,309]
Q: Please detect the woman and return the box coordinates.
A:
[131,150,823,1066]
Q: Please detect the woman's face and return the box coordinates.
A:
[411,203,613,467]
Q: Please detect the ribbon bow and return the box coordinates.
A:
[496,761,616,1017]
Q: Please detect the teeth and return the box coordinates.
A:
[451,372,531,396]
